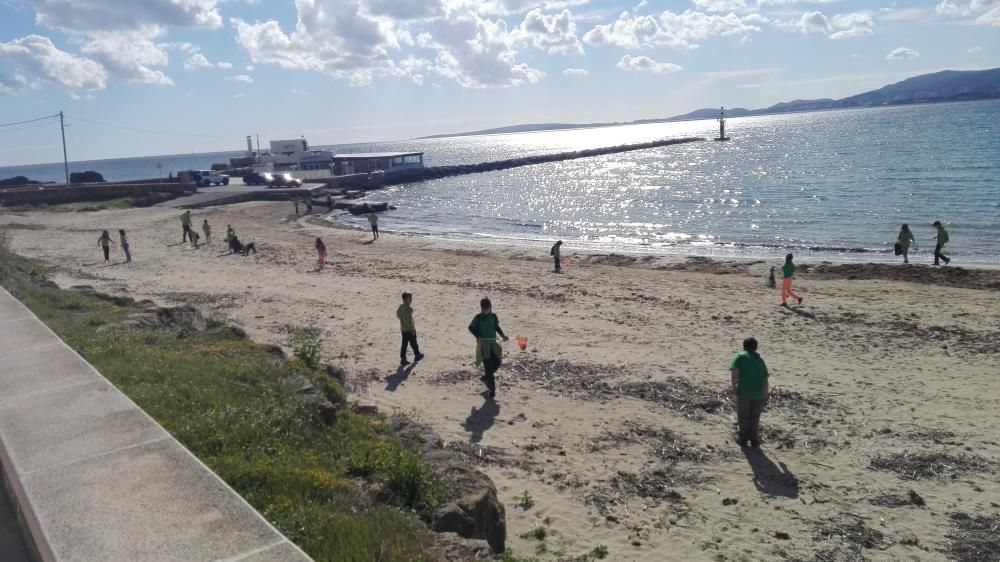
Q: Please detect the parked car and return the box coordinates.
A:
[242,171,274,186]
[191,170,229,187]
[269,173,303,188]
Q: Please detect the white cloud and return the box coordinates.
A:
[29,0,223,32]
[416,14,545,87]
[617,54,682,73]
[364,0,444,19]
[245,64,254,71]
[967,45,982,53]
[0,73,30,96]
[79,27,173,85]
[935,0,1000,25]
[757,0,840,4]
[692,0,747,12]
[829,11,874,39]
[0,34,107,94]
[584,9,761,50]
[183,52,231,70]
[226,74,254,83]
[562,67,588,76]
[775,10,875,38]
[513,8,584,55]
[886,47,919,60]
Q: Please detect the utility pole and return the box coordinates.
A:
[59,110,70,185]
[256,133,261,164]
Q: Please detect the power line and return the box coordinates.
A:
[67,114,237,139]
[0,113,60,128]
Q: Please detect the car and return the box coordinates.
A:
[191,170,229,187]
[242,171,274,186]
[269,173,303,188]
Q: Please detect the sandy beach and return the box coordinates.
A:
[3,201,999,561]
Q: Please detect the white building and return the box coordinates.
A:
[257,139,334,173]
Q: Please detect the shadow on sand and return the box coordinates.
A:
[779,305,815,319]
[743,448,799,498]
[384,363,415,392]
[462,395,500,443]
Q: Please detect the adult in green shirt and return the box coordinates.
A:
[469,298,509,398]
[730,337,769,448]
[202,220,212,245]
[932,220,950,266]
[180,210,194,244]
[550,240,563,273]
[368,212,379,241]
[396,292,424,367]
[897,223,914,264]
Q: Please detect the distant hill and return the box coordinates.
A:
[420,68,1000,138]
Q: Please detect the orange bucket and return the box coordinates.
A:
[516,336,528,351]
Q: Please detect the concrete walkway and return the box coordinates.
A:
[157,180,325,209]
[0,287,311,561]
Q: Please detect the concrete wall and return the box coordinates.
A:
[0,183,194,207]
[0,288,312,562]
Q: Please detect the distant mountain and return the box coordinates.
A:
[419,68,1000,139]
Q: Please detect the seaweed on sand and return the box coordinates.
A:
[945,512,1000,562]
[869,451,995,480]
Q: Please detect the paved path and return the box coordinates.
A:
[157,179,325,209]
[0,287,311,561]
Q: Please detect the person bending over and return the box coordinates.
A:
[469,298,508,398]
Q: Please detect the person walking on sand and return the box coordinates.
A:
[368,212,379,241]
[202,220,212,245]
[98,230,113,263]
[180,210,194,243]
[315,237,326,270]
[932,220,951,266]
[118,229,131,263]
[397,292,425,367]
[897,224,914,264]
[469,298,509,398]
[730,337,769,448]
[780,253,802,307]
[550,240,563,273]
[326,195,333,212]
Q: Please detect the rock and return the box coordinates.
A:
[325,364,347,383]
[317,400,339,425]
[907,489,925,507]
[899,533,919,546]
[69,170,105,184]
[774,531,791,540]
[432,487,506,554]
[351,402,379,415]
[722,498,738,506]
[428,533,494,561]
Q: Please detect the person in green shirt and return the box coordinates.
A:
[932,220,950,266]
[897,223,914,264]
[469,298,509,398]
[118,229,131,263]
[97,230,113,263]
[730,337,769,448]
[780,253,802,307]
[180,210,193,244]
[368,212,379,241]
[550,240,563,273]
[202,220,212,245]
[397,292,424,366]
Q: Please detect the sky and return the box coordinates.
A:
[0,0,997,166]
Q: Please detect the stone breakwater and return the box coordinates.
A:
[384,136,705,185]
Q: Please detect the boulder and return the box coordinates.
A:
[69,170,105,184]
[429,532,493,560]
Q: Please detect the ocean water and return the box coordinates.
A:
[3,101,998,263]
[336,101,1000,264]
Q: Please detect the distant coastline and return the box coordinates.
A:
[420,67,1000,139]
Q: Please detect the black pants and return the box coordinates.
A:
[242,242,256,255]
[183,224,194,242]
[934,243,950,265]
[554,255,561,272]
[483,355,501,394]
[102,246,110,261]
[400,331,420,360]
[371,225,379,239]
[737,396,765,445]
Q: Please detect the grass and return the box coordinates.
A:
[0,236,445,562]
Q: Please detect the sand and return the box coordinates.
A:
[3,202,999,562]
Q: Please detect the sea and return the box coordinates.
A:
[3,100,998,264]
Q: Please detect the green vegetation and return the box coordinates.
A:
[0,235,444,562]
[518,490,535,510]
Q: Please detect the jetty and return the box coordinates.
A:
[385,136,704,185]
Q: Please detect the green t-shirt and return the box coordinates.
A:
[181,212,191,226]
[203,222,211,234]
[368,213,378,225]
[936,227,949,245]
[730,351,769,400]
[782,262,795,278]
[397,303,415,332]
[119,232,128,246]
[469,313,499,339]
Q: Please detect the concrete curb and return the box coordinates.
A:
[0,287,312,562]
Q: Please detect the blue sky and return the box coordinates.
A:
[0,0,997,165]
